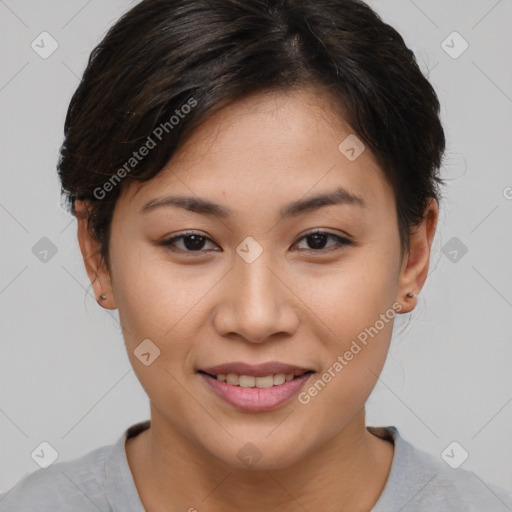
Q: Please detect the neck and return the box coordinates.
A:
[126,406,394,512]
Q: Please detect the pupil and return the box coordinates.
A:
[182,234,329,251]
[184,235,205,250]
[308,233,327,249]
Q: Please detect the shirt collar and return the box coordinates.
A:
[103,420,150,512]
[368,425,440,511]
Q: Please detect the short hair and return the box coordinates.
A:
[58,0,445,269]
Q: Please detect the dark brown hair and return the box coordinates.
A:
[58,0,445,270]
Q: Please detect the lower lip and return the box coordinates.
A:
[199,372,314,412]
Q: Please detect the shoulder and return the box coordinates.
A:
[0,442,113,512]
[370,426,512,512]
[424,469,512,510]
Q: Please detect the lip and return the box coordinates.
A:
[198,364,315,412]
[200,373,314,412]
[200,361,313,377]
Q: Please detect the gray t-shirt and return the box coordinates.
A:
[1,420,511,511]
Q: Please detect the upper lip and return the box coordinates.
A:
[199,361,313,377]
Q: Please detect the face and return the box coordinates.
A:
[78,86,436,470]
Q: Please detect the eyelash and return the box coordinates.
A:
[160,229,354,256]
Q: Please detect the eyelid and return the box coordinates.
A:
[299,228,352,241]
[160,228,354,255]
[293,229,354,252]
[163,228,352,241]
[161,230,220,252]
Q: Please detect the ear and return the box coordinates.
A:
[75,200,117,309]
[396,198,438,313]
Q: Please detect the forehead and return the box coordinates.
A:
[121,87,393,217]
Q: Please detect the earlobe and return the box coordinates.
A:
[75,200,117,309]
[396,198,438,313]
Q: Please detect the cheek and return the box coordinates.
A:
[300,265,396,392]
[292,239,400,407]
[295,272,397,437]
[301,240,401,340]
[108,243,196,367]
[111,256,202,409]
[112,240,202,336]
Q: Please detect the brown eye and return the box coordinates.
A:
[292,231,353,253]
[160,229,353,257]
[161,232,220,254]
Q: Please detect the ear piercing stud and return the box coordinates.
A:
[99,294,107,300]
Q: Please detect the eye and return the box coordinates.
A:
[292,230,353,253]
[160,231,220,255]
[160,229,353,256]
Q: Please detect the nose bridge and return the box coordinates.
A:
[235,247,281,316]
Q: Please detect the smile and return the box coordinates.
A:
[198,366,315,412]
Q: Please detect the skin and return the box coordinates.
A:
[75,85,438,512]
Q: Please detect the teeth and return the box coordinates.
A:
[214,372,301,387]
[256,375,275,388]
[239,375,256,387]
[226,373,239,385]
[273,374,286,385]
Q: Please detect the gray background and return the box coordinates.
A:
[1,0,511,495]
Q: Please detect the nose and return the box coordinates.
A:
[211,251,300,344]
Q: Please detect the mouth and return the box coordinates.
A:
[197,362,315,412]
[198,369,315,388]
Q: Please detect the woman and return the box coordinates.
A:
[2,0,511,510]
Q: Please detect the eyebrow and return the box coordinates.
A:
[140,186,366,219]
